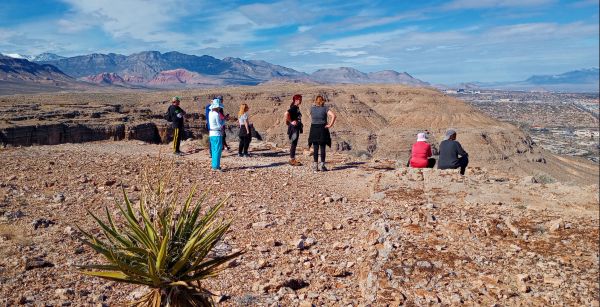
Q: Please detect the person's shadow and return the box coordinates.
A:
[226,162,287,171]
[330,161,366,171]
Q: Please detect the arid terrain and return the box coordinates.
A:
[0,85,598,306]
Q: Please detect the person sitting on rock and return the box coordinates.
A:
[438,129,469,175]
[167,96,185,155]
[409,132,436,168]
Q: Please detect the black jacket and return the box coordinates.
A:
[167,105,185,129]
[438,139,468,168]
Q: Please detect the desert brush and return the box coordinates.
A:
[77,168,242,306]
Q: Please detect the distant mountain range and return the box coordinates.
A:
[0,51,428,90]
[0,54,74,83]
[1,51,597,93]
[453,68,599,92]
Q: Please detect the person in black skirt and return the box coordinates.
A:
[308,95,337,172]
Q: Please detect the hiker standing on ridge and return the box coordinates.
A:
[204,98,213,157]
[167,96,186,155]
[308,95,336,172]
[438,129,469,175]
[285,94,303,166]
[238,103,252,157]
[208,98,225,171]
[216,96,231,152]
[409,132,436,168]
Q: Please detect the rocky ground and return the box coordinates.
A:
[0,140,598,306]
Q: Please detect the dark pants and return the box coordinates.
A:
[312,143,326,163]
[290,138,299,159]
[457,156,468,175]
[239,136,251,155]
[172,127,183,153]
[440,156,469,175]
[222,131,229,150]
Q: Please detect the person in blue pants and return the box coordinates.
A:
[208,99,225,170]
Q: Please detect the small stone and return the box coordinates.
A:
[252,221,272,229]
[299,301,313,307]
[304,237,316,248]
[416,260,432,269]
[371,192,386,201]
[280,278,309,290]
[25,257,54,270]
[32,218,55,230]
[104,180,116,187]
[424,203,437,209]
[64,226,75,236]
[324,222,334,231]
[324,197,333,203]
[55,288,75,300]
[330,193,343,202]
[53,193,66,203]
[548,219,563,232]
[543,275,562,287]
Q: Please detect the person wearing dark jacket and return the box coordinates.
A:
[308,95,336,172]
[285,94,303,166]
[438,129,469,175]
[205,101,212,157]
[167,96,186,155]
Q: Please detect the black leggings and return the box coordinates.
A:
[290,138,299,159]
[239,136,251,155]
[312,143,326,163]
[222,132,229,150]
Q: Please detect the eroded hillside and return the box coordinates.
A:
[1,84,597,184]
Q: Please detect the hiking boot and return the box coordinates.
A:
[289,159,302,166]
[312,162,318,173]
[319,162,328,171]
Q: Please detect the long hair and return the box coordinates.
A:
[238,103,249,117]
[315,95,325,107]
[290,94,302,108]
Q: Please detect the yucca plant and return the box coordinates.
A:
[77,168,242,306]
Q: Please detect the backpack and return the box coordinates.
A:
[164,106,173,122]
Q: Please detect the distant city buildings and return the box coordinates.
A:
[448,90,599,163]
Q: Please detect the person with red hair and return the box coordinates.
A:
[284,94,303,166]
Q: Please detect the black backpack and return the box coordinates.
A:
[164,107,173,122]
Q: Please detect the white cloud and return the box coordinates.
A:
[58,0,195,43]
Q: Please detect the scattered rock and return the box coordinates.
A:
[252,221,272,229]
[63,226,76,236]
[371,192,386,201]
[24,257,54,270]
[53,193,66,203]
[280,279,309,290]
[104,180,116,187]
[32,218,55,230]
[548,219,563,232]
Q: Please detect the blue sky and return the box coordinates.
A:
[0,0,598,83]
